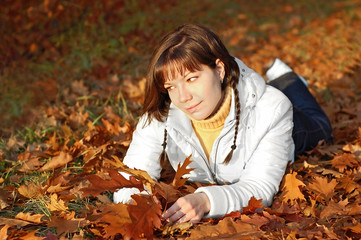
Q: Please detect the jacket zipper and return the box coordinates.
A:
[213,124,234,185]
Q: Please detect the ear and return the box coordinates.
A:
[215,59,225,81]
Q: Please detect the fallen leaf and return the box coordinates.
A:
[15,212,44,224]
[280,171,306,204]
[18,182,43,199]
[124,194,162,240]
[48,211,88,236]
[172,155,195,189]
[39,151,73,171]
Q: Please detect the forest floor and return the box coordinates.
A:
[1,0,361,239]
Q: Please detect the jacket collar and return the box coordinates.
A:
[166,58,266,136]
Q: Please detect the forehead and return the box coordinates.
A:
[162,61,202,83]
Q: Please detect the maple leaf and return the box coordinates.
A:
[242,196,264,214]
[80,169,144,197]
[280,171,305,204]
[123,194,162,240]
[172,155,195,189]
[307,176,337,202]
[39,151,73,171]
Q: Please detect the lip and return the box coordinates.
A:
[186,102,202,113]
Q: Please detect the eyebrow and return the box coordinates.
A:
[164,70,192,85]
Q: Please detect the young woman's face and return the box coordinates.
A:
[164,59,225,120]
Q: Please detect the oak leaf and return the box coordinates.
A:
[15,212,44,224]
[307,176,337,202]
[188,217,261,239]
[95,203,131,238]
[124,194,162,240]
[344,223,361,234]
[0,225,9,240]
[18,182,43,199]
[320,199,349,219]
[45,194,68,212]
[280,171,305,204]
[39,151,73,171]
[330,153,358,172]
[242,196,264,214]
[48,211,88,236]
[172,155,195,189]
[80,169,144,197]
[0,189,10,210]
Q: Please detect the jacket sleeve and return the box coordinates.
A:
[195,97,294,218]
[113,115,164,204]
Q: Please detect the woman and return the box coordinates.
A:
[113,24,333,223]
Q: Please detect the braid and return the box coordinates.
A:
[223,80,241,164]
[159,128,169,168]
[158,128,175,182]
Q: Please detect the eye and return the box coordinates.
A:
[187,77,197,82]
[164,85,175,91]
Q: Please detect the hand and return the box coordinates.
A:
[162,192,210,223]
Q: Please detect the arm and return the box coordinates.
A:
[195,97,294,218]
[113,115,164,204]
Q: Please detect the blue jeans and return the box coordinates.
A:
[268,72,333,156]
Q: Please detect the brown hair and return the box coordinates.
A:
[143,24,240,124]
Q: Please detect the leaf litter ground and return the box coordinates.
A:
[1,0,361,239]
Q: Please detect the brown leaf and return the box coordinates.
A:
[124,194,162,240]
[80,169,144,197]
[17,230,43,240]
[39,151,73,171]
[344,223,361,234]
[95,203,131,238]
[15,212,44,224]
[330,153,359,172]
[48,211,88,236]
[172,155,195,189]
[188,217,261,239]
[18,182,44,199]
[0,189,10,210]
[307,176,337,202]
[320,199,349,219]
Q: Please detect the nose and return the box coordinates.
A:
[178,84,192,103]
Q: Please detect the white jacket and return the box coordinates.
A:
[114,58,294,218]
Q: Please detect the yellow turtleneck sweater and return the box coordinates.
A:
[191,87,232,160]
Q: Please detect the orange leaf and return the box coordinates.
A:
[15,212,44,224]
[172,155,195,189]
[39,151,73,171]
[330,153,358,172]
[242,196,264,214]
[320,199,349,219]
[307,176,337,202]
[80,169,144,197]
[188,217,261,239]
[124,194,162,240]
[18,182,44,199]
[95,203,131,238]
[48,211,88,236]
[280,171,305,204]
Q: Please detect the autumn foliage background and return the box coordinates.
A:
[1,0,361,239]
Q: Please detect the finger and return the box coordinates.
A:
[169,210,186,223]
[162,202,181,219]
